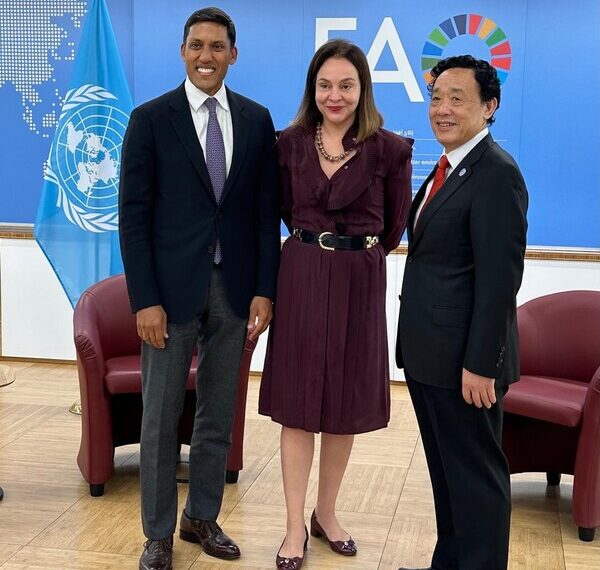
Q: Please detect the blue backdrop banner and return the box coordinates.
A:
[1,1,598,249]
[34,0,133,307]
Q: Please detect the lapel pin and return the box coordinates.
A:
[459,168,467,177]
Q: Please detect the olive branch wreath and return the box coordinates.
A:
[44,84,121,233]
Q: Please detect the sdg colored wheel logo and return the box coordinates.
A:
[421,14,511,85]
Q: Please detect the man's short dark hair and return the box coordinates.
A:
[182,7,236,47]
[428,55,501,125]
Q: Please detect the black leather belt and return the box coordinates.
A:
[292,228,379,251]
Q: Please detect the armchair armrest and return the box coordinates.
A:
[573,365,600,529]
[74,290,114,484]
[226,337,257,474]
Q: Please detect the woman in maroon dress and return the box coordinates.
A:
[259,39,412,569]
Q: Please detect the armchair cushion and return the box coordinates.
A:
[502,290,600,539]
[504,375,588,428]
[105,355,198,395]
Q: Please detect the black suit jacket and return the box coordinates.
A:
[119,83,281,322]
[396,134,528,388]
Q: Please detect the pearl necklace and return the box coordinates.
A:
[315,123,355,162]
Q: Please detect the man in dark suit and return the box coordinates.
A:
[396,55,528,570]
[118,8,280,570]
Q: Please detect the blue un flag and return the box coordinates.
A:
[34,0,133,308]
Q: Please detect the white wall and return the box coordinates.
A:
[1,238,74,360]
[1,238,599,379]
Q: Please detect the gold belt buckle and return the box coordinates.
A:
[365,236,379,249]
[318,231,335,251]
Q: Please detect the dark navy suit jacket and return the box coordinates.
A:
[119,83,281,322]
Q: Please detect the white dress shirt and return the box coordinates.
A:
[184,77,233,176]
[414,127,489,228]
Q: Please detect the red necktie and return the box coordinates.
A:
[423,154,449,208]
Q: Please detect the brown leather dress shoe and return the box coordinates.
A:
[310,510,357,556]
[179,511,241,559]
[139,536,173,570]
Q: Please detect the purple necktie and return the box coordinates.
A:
[205,97,225,263]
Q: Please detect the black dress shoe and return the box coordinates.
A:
[398,567,432,570]
[139,536,173,570]
[179,511,241,559]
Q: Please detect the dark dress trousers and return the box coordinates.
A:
[119,83,280,539]
[396,134,528,570]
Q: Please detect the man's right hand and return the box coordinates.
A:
[136,305,168,349]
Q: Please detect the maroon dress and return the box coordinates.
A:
[259,125,413,434]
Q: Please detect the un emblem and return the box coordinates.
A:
[44,84,129,233]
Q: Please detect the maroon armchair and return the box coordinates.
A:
[74,274,255,497]
[502,290,600,541]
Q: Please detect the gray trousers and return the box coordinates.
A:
[140,267,247,539]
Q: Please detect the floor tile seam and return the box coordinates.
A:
[219,445,281,526]
[557,510,573,570]
[375,433,420,569]
[373,513,396,570]
[0,461,84,474]
[22,520,203,565]
[0,543,158,563]
[0,457,82,468]
[0,544,26,568]
[237,462,410,514]
[113,448,140,467]
[0,501,82,516]
[8,510,66,551]
[0,403,61,416]
[23,488,97,549]
[394,437,425,495]
[335,463,410,516]
[343,460,416,469]
[0,406,69,435]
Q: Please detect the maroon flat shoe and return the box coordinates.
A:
[276,526,308,569]
[310,510,357,556]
